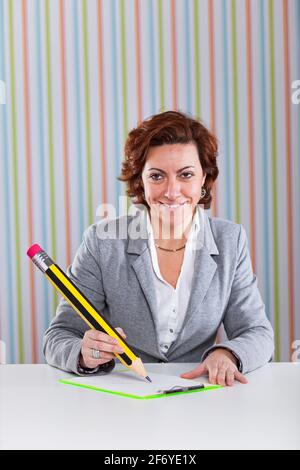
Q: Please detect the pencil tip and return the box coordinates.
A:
[146,376,152,383]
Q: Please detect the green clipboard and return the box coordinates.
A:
[59,370,221,400]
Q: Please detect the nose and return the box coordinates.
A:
[163,178,182,201]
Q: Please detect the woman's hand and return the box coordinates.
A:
[180,348,248,387]
[79,327,126,369]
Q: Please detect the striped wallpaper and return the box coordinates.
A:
[0,0,299,364]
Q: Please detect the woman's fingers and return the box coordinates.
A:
[206,365,218,384]
[210,366,247,386]
[234,370,248,384]
[216,364,227,387]
[209,365,248,386]
[85,337,124,355]
[180,353,248,386]
[226,369,235,386]
[81,346,113,367]
[86,330,118,344]
[80,328,127,369]
[175,361,248,387]
[84,329,126,353]
[115,327,126,339]
[80,347,111,368]
[85,346,115,361]
[180,363,206,379]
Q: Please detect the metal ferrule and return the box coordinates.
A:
[31,250,53,273]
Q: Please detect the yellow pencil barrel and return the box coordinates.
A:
[27,244,146,374]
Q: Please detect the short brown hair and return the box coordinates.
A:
[118,110,219,209]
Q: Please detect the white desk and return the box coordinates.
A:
[0,362,299,450]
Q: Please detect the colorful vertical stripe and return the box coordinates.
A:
[170,0,178,110]
[0,0,15,362]
[208,0,217,217]
[245,0,256,272]
[0,0,299,364]
[8,0,24,363]
[221,0,233,221]
[282,0,295,359]
[259,0,271,323]
[97,0,108,207]
[35,0,51,329]
[231,0,241,224]
[268,0,280,360]
[193,0,201,119]
[21,0,37,362]
[59,0,72,267]
[45,0,58,314]
[134,0,142,123]
[82,0,93,225]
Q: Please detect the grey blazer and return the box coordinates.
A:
[43,207,274,375]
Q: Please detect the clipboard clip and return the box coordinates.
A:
[157,384,205,395]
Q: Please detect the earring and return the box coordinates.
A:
[201,187,206,199]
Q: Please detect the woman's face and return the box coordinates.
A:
[141,143,206,229]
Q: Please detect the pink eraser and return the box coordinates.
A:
[27,244,43,259]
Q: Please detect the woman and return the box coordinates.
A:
[43,111,274,387]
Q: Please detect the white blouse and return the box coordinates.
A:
[146,210,201,356]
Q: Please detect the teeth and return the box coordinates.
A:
[160,202,188,209]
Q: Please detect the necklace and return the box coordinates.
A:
[155,243,186,252]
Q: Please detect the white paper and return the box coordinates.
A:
[61,370,219,398]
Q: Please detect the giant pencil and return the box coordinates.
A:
[27,244,151,382]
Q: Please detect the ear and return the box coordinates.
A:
[202,173,206,186]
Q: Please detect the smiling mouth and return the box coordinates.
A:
[158,201,190,209]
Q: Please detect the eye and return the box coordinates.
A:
[180,172,194,179]
[149,173,163,181]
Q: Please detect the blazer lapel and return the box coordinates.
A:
[182,246,218,326]
[130,251,158,330]
[167,210,219,356]
[183,208,219,322]
[126,210,163,358]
